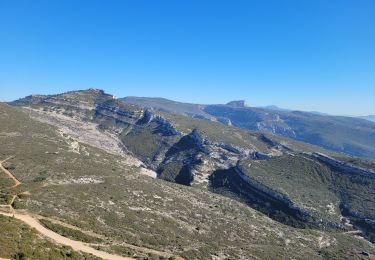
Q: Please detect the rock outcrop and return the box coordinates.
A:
[140,110,181,136]
[307,152,375,178]
[95,101,143,126]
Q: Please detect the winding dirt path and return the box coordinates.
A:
[37,216,181,259]
[0,157,21,188]
[0,156,132,259]
[0,156,180,259]
[0,211,133,260]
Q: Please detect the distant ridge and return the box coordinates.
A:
[260,105,290,112]
[121,95,375,158]
[358,115,375,122]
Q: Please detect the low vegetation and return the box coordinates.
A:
[0,215,98,260]
[2,91,375,259]
[39,219,103,243]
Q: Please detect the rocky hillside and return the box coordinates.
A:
[123,96,375,159]
[6,89,375,258]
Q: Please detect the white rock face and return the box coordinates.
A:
[142,110,182,135]
[139,167,157,178]
[27,108,127,156]
[24,107,157,178]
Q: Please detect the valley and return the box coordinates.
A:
[124,97,375,159]
[1,89,375,259]
[3,1,374,259]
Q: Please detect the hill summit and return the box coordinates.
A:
[226,100,247,108]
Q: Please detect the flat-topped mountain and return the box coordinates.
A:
[226,100,247,108]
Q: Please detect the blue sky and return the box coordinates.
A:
[0,0,374,115]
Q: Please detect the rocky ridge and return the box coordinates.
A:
[10,89,375,242]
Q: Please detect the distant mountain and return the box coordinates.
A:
[124,96,375,159]
[308,111,330,116]
[359,115,375,122]
[259,105,331,116]
[260,105,291,112]
[122,96,213,120]
[226,100,247,108]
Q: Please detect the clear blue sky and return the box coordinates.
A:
[0,0,374,115]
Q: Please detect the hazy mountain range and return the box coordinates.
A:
[123,96,375,159]
[262,105,375,122]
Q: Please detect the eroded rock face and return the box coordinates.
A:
[16,92,158,178]
[140,110,181,136]
[26,108,138,162]
[208,165,321,229]
[95,102,143,126]
[155,127,273,187]
[235,164,313,219]
[307,152,375,178]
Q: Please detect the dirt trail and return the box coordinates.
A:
[0,211,133,260]
[111,241,182,259]
[39,216,106,240]
[0,156,179,259]
[0,157,21,188]
[38,216,182,259]
[0,156,132,259]
[8,195,17,207]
